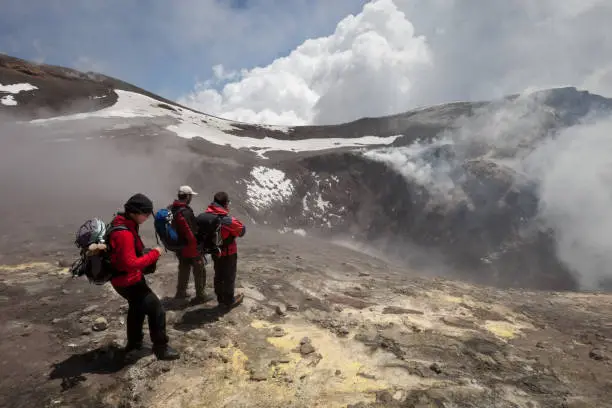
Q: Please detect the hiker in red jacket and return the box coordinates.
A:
[108,193,179,361]
[205,191,245,308]
[169,185,210,304]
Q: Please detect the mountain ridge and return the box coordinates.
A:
[4,52,611,134]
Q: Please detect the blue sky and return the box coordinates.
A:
[0,0,366,100]
[2,0,611,127]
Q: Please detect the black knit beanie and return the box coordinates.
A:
[213,191,229,207]
[124,193,154,215]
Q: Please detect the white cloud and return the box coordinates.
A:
[180,0,612,126]
[179,0,432,125]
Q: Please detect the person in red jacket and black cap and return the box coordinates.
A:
[108,193,179,361]
[169,185,210,304]
[205,191,245,309]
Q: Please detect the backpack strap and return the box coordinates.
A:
[172,206,191,229]
[171,206,193,245]
[217,214,236,250]
[105,225,128,246]
[170,205,188,217]
[105,225,141,257]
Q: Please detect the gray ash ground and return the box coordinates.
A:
[2,228,612,408]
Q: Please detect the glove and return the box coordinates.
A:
[142,248,158,275]
[143,262,157,275]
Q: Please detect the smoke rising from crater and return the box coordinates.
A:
[523,117,612,289]
[364,89,612,289]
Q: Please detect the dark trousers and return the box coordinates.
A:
[113,279,168,348]
[176,255,206,298]
[212,253,238,305]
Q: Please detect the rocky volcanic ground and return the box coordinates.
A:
[3,54,612,408]
[2,228,612,408]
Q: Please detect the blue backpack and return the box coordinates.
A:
[154,207,185,253]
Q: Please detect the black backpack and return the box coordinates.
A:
[70,218,131,285]
[195,212,225,255]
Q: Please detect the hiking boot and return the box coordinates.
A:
[219,293,244,309]
[153,345,180,361]
[232,292,245,307]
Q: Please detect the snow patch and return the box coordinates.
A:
[314,193,331,212]
[1,95,17,106]
[302,195,310,213]
[301,173,340,229]
[246,166,294,211]
[0,83,38,94]
[303,191,331,214]
[305,173,333,213]
[279,227,308,237]
[257,123,293,133]
[0,82,38,106]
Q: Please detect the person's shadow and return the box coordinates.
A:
[160,296,192,311]
[175,304,230,331]
[48,344,150,391]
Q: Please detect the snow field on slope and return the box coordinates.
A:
[173,121,403,158]
[28,89,402,158]
[246,166,295,211]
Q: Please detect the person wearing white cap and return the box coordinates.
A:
[178,185,198,196]
[168,185,210,304]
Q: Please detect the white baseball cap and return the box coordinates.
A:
[178,185,198,196]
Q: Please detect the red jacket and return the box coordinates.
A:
[108,214,160,287]
[205,203,246,256]
[169,200,199,258]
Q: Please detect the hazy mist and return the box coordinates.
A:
[0,112,202,259]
